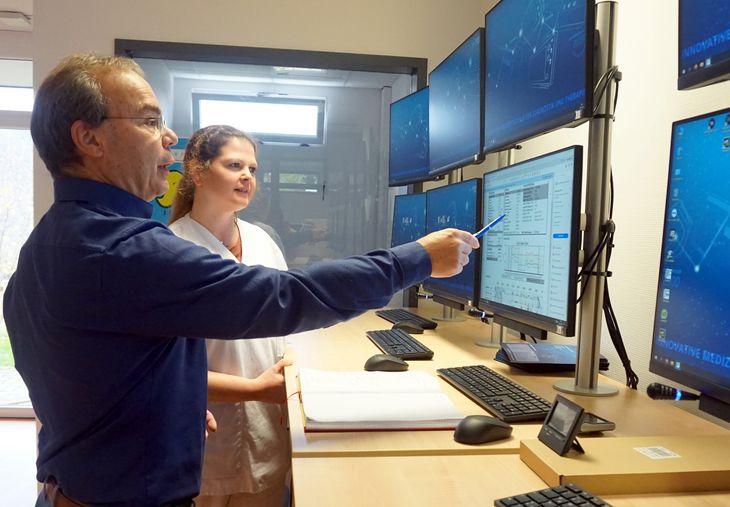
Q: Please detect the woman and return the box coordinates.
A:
[169,125,291,507]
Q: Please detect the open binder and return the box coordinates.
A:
[495,343,609,374]
[298,368,463,432]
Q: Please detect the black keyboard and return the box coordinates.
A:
[374,308,438,329]
[437,365,552,422]
[366,329,434,360]
[495,483,611,506]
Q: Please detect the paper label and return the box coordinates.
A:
[634,446,681,459]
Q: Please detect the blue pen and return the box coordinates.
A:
[473,213,506,238]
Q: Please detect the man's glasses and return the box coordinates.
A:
[101,115,167,135]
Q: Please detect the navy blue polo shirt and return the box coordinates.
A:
[3,177,430,506]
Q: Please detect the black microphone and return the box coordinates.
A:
[647,382,700,401]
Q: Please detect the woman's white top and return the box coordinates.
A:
[169,214,290,496]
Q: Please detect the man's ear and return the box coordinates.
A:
[70,119,105,158]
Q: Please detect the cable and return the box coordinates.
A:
[601,170,639,389]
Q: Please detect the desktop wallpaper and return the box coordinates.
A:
[652,108,730,388]
[484,0,589,152]
[391,193,427,247]
[679,0,730,78]
[389,88,430,186]
[424,180,480,300]
[429,29,483,175]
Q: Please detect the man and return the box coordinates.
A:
[4,53,479,506]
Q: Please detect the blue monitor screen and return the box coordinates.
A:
[479,146,582,336]
[483,0,593,153]
[423,179,482,305]
[678,0,730,90]
[391,192,427,247]
[649,108,730,415]
[429,28,484,177]
[389,88,430,186]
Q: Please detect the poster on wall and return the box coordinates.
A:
[150,137,188,224]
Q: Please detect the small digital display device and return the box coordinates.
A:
[538,395,585,456]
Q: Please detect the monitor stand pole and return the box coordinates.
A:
[433,305,466,322]
[555,0,619,397]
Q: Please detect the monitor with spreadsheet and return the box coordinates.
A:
[649,107,730,423]
[423,178,482,308]
[483,0,594,153]
[389,87,431,187]
[479,146,582,337]
[428,28,485,178]
[391,192,427,248]
[678,0,730,90]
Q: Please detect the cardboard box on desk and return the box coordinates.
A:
[520,435,730,495]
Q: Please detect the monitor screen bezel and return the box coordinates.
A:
[477,145,583,336]
[388,87,433,187]
[677,0,730,90]
[422,178,483,306]
[390,192,427,248]
[427,27,486,178]
[482,0,595,154]
[648,106,730,409]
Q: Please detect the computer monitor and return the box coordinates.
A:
[389,87,431,187]
[391,192,427,248]
[423,178,482,308]
[479,145,582,337]
[428,28,485,177]
[649,107,730,423]
[678,0,730,90]
[483,0,594,153]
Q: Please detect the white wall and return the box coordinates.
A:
[31,0,730,422]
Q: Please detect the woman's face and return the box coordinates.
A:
[196,137,258,212]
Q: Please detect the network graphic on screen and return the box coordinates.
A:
[484,0,591,152]
[389,88,430,186]
[429,28,484,176]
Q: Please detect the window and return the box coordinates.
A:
[0,59,33,364]
[193,93,326,145]
[0,86,33,112]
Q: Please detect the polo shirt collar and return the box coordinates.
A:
[54,177,153,219]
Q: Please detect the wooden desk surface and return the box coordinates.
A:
[284,309,729,458]
[291,454,730,507]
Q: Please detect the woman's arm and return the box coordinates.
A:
[207,358,292,403]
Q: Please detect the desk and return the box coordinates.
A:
[285,309,730,506]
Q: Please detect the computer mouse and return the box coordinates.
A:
[392,320,425,334]
[363,353,409,372]
[453,415,513,445]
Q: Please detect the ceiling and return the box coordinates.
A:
[0,0,32,31]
